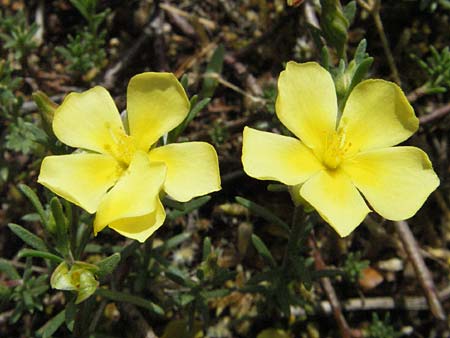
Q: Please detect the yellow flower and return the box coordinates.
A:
[242,61,439,237]
[38,73,221,242]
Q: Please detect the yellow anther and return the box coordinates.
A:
[322,129,350,170]
[105,125,136,168]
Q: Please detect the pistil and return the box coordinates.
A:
[322,129,350,170]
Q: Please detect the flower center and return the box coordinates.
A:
[322,129,351,170]
[104,124,137,168]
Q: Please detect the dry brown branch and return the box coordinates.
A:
[357,0,401,85]
[394,220,446,320]
[309,237,353,338]
[224,53,263,99]
[174,42,217,78]
[407,84,428,103]
[160,3,216,30]
[102,0,165,89]
[419,102,450,125]
[291,285,450,316]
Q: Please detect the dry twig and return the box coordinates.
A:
[357,0,401,85]
[291,285,450,316]
[419,102,450,125]
[394,220,446,320]
[102,0,165,89]
[309,237,353,338]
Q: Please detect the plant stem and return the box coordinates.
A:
[309,236,352,338]
[73,300,86,337]
[372,8,401,85]
[358,0,401,85]
[394,220,446,320]
[69,206,78,258]
[407,83,429,103]
[419,102,450,125]
[282,206,305,270]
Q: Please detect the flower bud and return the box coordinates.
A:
[50,261,99,304]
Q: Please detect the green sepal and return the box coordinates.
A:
[32,91,58,137]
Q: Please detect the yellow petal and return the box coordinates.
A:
[340,80,418,153]
[242,127,323,186]
[342,146,439,220]
[53,86,125,154]
[109,198,166,242]
[300,170,370,237]
[38,154,120,213]
[93,151,167,235]
[127,73,190,151]
[149,142,221,202]
[276,61,337,152]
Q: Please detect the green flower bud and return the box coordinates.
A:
[51,261,99,304]
[320,0,350,58]
[32,91,58,137]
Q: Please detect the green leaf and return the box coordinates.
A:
[32,91,57,137]
[321,46,330,70]
[202,288,230,299]
[343,1,356,25]
[185,98,211,125]
[23,257,33,281]
[96,253,121,278]
[18,249,64,263]
[163,198,186,211]
[162,233,191,250]
[425,86,447,94]
[95,288,164,316]
[202,236,212,261]
[168,97,211,143]
[179,293,195,306]
[200,44,225,98]
[50,197,69,255]
[180,74,189,91]
[235,196,290,235]
[267,184,288,192]
[18,184,49,230]
[8,223,48,252]
[65,301,76,332]
[50,197,68,243]
[347,57,374,94]
[167,196,211,219]
[354,39,368,64]
[119,240,140,261]
[0,259,20,280]
[36,309,65,338]
[69,0,92,22]
[251,234,276,268]
[320,0,349,58]
[165,266,194,287]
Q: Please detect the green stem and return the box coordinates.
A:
[74,223,92,260]
[69,205,78,258]
[282,206,306,270]
[134,238,154,293]
[372,9,401,85]
[187,300,196,334]
[73,298,87,337]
